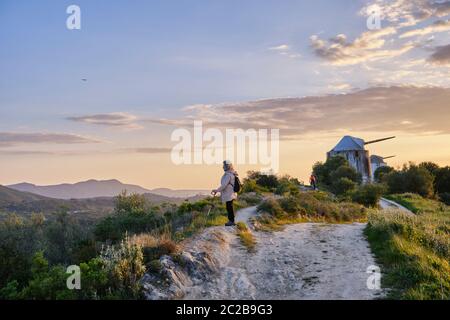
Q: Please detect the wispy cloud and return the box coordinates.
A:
[0,132,101,147]
[269,44,290,51]
[67,112,142,129]
[144,86,450,138]
[311,1,449,67]
[400,19,450,38]
[269,44,302,59]
[125,147,172,154]
[360,0,450,28]
[310,28,415,65]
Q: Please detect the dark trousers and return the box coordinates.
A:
[226,200,235,223]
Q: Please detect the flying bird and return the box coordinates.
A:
[81,78,87,82]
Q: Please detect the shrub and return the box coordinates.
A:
[313,156,348,187]
[100,236,146,299]
[237,192,263,206]
[386,163,434,198]
[435,166,450,195]
[352,183,386,207]
[115,191,147,215]
[374,166,394,183]
[257,198,285,218]
[331,177,357,197]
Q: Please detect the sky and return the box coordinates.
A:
[0,0,449,189]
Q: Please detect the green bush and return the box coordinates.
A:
[331,177,357,197]
[257,198,285,218]
[100,236,146,299]
[313,157,362,193]
[352,183,386,207]
[386,163,434,198]
[374,166,394,183]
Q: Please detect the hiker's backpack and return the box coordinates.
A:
[233,174,242,193]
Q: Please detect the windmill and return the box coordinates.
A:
[370,155,396,180]
[327,136,395,183]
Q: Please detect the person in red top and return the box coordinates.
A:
[309,174,317,190]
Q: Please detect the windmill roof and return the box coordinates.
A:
[331,136,365,152]
[370,155,385,164]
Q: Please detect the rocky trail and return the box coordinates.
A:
[143,205,385,300]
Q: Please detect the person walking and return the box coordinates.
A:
[212,160,238,226]
[310,174,317,190]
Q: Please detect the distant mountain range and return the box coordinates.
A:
[7,179,209,200]
[0,182,208,221]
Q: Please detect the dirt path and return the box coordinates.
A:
[180,207,384,300]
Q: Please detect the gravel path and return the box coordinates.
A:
[182,207,384,300]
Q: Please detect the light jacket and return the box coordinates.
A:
[216,170,237,203]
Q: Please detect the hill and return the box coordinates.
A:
[8,179,150,199]
[0,185,206,221]
[8,180,209,200]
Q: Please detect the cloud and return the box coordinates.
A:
[127,147,172,154]
[0,132,101,147]
[429,44,450,64]
[361,0,450,28]
[145,86,450,139]
[269,44,290,51]
[269,44,302,59]
[310,28,414,65]
[400,19,450,38]
[67,112,142,129]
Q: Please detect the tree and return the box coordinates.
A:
[313,156,348,187]
[374,166,394,183]
[313,157,361,194]
[419,162,440,177]
[331,177,357,197]
[330,165,362,184]
[435,166,450,194]
[115,191,147,215]
[386,163,434,198]
[352,184,386,207]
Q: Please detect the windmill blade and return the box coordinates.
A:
[365,136,396,145]
[382,155,396,160]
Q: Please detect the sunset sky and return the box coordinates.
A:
[1,0,449,189]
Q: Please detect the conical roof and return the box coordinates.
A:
[330,136,365,152]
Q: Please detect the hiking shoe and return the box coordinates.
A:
[225,221,236,227]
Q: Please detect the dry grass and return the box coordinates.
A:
[236,222,256,252]
[128,232,178,264]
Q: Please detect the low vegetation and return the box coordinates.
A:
[255,191,367,231]
[365,194,450,300]
[313,156,384,207]
[0,191,230,299]
[375,162,450,205]
[236,222,256,252]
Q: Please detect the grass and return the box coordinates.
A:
[386,193,446,214]
[255,191,367,231]
[236,222,256,252]
[365,194,450,299]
